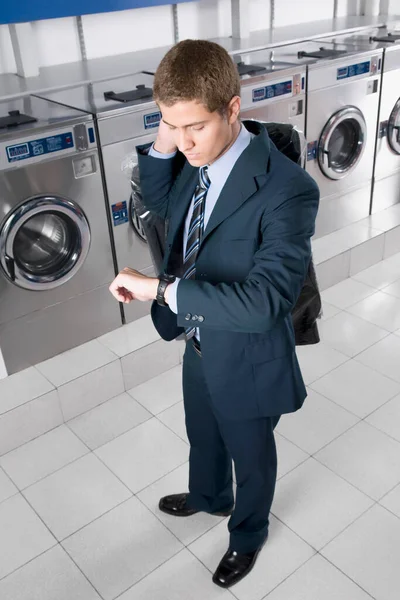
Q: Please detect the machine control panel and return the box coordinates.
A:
[336,56,381,81]
[252,80,293,103]
[6,132,74,162]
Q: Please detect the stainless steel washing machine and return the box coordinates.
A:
[0,95,120,375]
[233,48,306,148]
[315,28,400,214]
[33,74,161,324]
[289,41,383,237]
[374,42,400,213]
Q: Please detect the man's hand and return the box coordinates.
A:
[109,268,159,303]
[153,119,177,154]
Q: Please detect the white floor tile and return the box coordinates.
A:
[380,483,400,519]
[321,278,376,309]
[275,433,309,479]
[384,225,400,258]
[321,504,400,600]
[62,496,183,600]
[349,233,385,276]
[67,392,152,450]
[315,251,350,291]
[266,554,372,600]
[320,302,341,321]
[295,342,349,385]
[36,340,117,387]
[315,421,400,500]
[382,279,400,299]
[97,316,160,357]
[312,233,349,263]
[0,545,101,600]
[23,453,131,541]
[137,462,230,547]
[0,467,18,504]
[128,365,183,415]
[0,367,54,416]
[0,391,63,457]
[352,258,400,289]
[157,401,188,444]
[0,494,56,579]
[0,425,89,490]
[310,359,400,418]
[272,458,373,550]
[318,310,388,357]
[118,548,232,600]
[368,203,400,231]
[276,390,358,454]
[355,334,400,382]
[347,290,400,332]
[95,418,189,493]
[58,360,124,422]
[121,339,181,390]
[365,393,400,443]
[189,516,315,600]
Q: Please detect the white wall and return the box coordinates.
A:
[0,24,17,73]
[0,0,399,75]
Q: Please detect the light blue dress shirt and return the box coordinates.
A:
[148,123,254,339]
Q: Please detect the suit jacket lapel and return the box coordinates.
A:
[201,122,271,245]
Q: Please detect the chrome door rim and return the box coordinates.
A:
[318,106,367,180]
[388,97,400,155]
[0,195,91,290]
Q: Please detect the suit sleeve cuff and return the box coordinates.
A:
[166,278,180,314]
[148,143,177,160]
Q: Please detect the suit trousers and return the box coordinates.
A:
[182,340,281,554]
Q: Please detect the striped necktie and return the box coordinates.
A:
[183,165,210,340]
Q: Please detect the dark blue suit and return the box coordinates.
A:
[137,120,319,552]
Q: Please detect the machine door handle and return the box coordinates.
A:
[4,255,15,281]
[323,149,332,168]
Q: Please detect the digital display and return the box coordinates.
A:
[252,80,293,103]
[7,143,29,159]
[144,111,161,129]
[337,60,370,80]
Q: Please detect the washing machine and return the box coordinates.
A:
[33,73,162,324]
[316,28,400,213]
[233,48,306,154]
[0,95,120,375]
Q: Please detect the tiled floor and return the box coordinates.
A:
[1,255,400,599]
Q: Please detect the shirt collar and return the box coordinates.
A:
[206,124,253,188]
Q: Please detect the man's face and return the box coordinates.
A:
[158,97,241,167]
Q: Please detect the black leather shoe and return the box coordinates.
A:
[158,493,234,517]
[212,539,267,588]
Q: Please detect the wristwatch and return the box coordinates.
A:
[156,273,176,306]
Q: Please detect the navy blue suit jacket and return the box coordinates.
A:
[137,120,319,419]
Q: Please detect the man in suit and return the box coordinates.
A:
[109,39,319,588]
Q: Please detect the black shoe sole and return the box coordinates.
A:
[159,503,234,518]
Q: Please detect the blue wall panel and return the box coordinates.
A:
[0,0,194,26]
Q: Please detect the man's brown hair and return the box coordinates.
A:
[153,39,241,114]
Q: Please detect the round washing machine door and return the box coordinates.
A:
[0,195,91,291]
[318,106,367,180]
[387,97,400,155]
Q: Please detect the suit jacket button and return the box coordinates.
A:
[197,315,204,322]
[192,315,198,321]
[184,313,191,321]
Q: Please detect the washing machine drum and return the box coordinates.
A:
[317,106,367,180]
[388,97,400,155]
[0,195,91,290]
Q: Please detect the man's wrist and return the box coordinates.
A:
[153,140,177,154]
